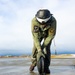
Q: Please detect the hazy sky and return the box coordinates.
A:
[0,0,75,53]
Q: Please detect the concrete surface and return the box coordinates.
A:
[0,57,75,75]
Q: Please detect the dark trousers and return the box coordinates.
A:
[31,38,52,68]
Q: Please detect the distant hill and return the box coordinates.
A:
[0,49,75,56]
[0,50,31,56]
[51,54,75,58]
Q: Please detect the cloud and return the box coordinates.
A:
[0,0,75,52]
[0,0,35,50]
[53,0,75,51]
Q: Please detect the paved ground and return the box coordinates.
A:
[0,57,75,75]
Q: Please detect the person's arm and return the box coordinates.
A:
[31,19,41,51]
[32,32,41,50]
[42,19,57,47]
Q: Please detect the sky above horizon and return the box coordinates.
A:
[0,0,75,54]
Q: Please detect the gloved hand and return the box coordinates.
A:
[37,50,45,61]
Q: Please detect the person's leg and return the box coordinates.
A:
[30,44,38,71]
[30,37,43,71]
[44,41,52,74]
[31,44,38,66]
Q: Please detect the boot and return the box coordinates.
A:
[44,67,50,74]
[29,65,35,72]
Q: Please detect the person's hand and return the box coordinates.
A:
[37,49,45,61]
